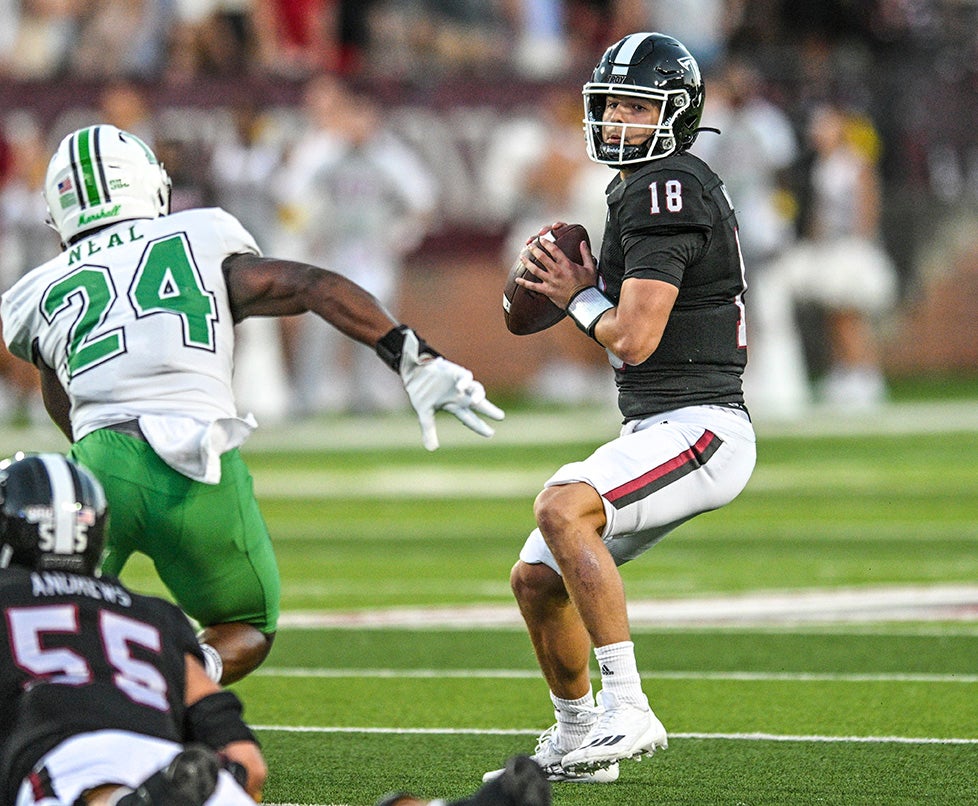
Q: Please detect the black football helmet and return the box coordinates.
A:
[0,453,108,575]
[584,32,705,166]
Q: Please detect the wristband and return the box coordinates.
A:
[375,325,441,371]
[567,286,614,337]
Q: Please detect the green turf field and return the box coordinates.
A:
[2,400,976,804]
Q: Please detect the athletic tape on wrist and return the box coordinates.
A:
[199,642,223,683]
[375,325,441,372]
[567,286,614,337]
[375,325,410,371]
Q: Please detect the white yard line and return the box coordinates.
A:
[253,724,978,745]
[254,667,978,683]
[246,399,978,451]
[277,584,978,629]
[4,400,977,456]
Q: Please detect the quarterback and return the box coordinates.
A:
[0,124,503,685]
[484,33,756,783]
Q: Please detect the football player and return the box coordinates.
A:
[0,125,504,685]
[0,453,265,804]
[484,33,757,782]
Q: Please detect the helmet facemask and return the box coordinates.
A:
[583,32,705,168]
[43,124,172,247]
[584,85,693,166]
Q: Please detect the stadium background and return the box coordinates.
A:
[1,0,977,402]
[2,5,978,803]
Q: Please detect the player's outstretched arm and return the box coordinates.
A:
[224,252,399,345]
[223,253,504,450]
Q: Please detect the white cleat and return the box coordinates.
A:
[561,690,668,774]
[482,725,619,784]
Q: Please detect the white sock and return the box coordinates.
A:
[550,689,597,748]
[199,642,224,683]
[594,641,647,707]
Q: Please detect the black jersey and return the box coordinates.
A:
[599,151,748,419]
[0,567,204,802]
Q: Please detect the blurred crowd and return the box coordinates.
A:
[2,1,976,88]
[2,0,978,423]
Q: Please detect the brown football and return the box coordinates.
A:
[503,223,591,335]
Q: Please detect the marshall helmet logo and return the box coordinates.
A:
[78,204,122,225]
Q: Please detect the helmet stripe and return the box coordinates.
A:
[67,132,87,210]
[611,33,648,75]
[37,453,77,557]
[92,127,112,204]
[74,127,111,209]
[75,127,102,208]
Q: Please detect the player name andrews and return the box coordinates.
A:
[30,570,133,606]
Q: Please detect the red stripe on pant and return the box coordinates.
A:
[605,430,722,510]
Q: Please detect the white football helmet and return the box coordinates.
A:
[44,124,171,246]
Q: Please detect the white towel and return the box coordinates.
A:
[138,413,257,484]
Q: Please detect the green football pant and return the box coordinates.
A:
[70,428,280,634]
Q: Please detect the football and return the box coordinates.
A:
[502,223,591,335]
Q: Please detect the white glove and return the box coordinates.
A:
[398,329,505,451]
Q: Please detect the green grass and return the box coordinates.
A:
[118,425,978,608]
[2,402,977,803]
[236,629,978,804]
[256,731,978,806]
[887,373,978,401]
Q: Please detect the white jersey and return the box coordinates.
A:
[1,208,261,481]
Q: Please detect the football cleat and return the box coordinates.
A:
[467,754,551,806]
[482,725,619,784]
[117,744,220,805]
[377,756,551,806]
[561,690,668,773]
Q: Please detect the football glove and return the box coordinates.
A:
[377,326,504,451]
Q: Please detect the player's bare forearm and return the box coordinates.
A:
[222,740,267,801]
[39,362,73,441]
[593,277,677,365]
[224,253,397,346]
